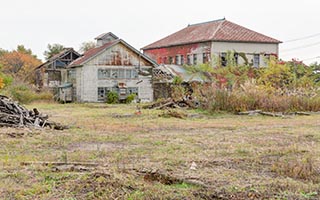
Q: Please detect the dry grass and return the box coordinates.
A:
[0,102,319,199]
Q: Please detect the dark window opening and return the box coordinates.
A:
[203,53,209,64]
[181,55,184,65]
[220,52,227,67]
[234,53,239,65]
[169,56,173,64]
[193,54,197,65]
[175,55,179,65]
[187,55,191,65]
[253,54,260,68]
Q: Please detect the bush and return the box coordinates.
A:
[126,94,136,104]
[106,91,119,104]
[3,83,53,104]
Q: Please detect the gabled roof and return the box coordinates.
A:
[35,48,80,70]
[94,32,119,40]
[142,18,281,50]
[69,39,158,67]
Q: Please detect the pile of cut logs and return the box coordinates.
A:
[143,98,200,110]
[0,95,65,129]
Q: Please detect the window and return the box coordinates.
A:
[98,87,105,101]
[68,69,76,83]
[169,56,173,64]
[234,53,239,65]
[253,54,260,68]
[193,54,197,65]
[163,57,167,64]
[98,87,116,101]
[128,87,138,95]
[203,53,208,64]
[118,69,125,78]
[220,52,227,67]
[187,55,191,65]
[98,69,111,79]
[98,68,138,79]
[181,55,184,65]
[175,55,179,65]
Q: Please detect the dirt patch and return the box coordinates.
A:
[69,142,137,152]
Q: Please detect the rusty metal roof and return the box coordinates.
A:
[143,19,281,50]
[155,65,211,83]
[69,40,119,66]
[69,38,158,67]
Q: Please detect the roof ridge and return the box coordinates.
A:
[188,18,225,27]
[210,19,225,40]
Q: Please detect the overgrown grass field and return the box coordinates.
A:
[0,102,319,199]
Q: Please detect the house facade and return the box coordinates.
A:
[35,48,81,88]
[66,33,157,103]
[142,18,281,67]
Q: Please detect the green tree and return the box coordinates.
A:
[79,41,96,53]
[44,44,65,60]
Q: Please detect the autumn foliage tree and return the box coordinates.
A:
[0,45,42,84]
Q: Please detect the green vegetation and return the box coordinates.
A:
[106,91,119,104]
[186,55,320,112]
[126,94,136,104]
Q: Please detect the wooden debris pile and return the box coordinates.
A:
[237,110,311,117]
[143,98,200,110]
[0,95,66,129]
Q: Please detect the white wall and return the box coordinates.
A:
[78,65,153,102]
[211,41,279,66]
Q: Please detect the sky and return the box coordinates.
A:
[0,0,320,64]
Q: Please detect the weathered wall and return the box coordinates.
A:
[212,41,279,66]
[144,42,211,64]
[79,65,153,102]
[74,43,154,102]
[87,43,150,67]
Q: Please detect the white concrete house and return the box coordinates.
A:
[66,32,157,103]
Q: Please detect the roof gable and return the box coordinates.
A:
[70,39,157,67]
[143,19,281,50]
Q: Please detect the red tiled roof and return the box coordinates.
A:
[143,19,281,50]
[70,40,119,66]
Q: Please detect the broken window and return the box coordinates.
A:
[128,87,138,95]
[187,55,191,65]
[203,53,208,64]
[98,69,111,79]
[110,69,117,78]
[169,56,173,64]
[234,53,239,65]
[220,52,227,67]
[181,55,184,65]
[193,54,197,65]
[253,54,260,68]
[98,87,105,101]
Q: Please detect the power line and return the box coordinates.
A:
[284,33,320,43]
[302,56,320,61]
[281,41,320,53]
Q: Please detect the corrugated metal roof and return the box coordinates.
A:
[143,19,281,50]
[157,65,211,82]
[69,40,119,66]
[69,38,158,67]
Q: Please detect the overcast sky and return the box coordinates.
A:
[0,0,319,64]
